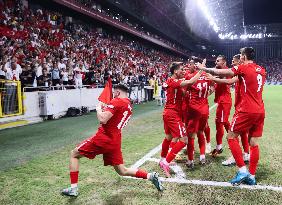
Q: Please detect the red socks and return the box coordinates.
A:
[197,133,206,155]
[187,137,195,161]
[135,169,148,179]
[161,138,172,158]
[249,145,259,175]
[228,138,245,168]
[166,141,186,163]
[204,125,211,143]
[216,121,224,146]
[70,171,79,184]
[241,132,249,154]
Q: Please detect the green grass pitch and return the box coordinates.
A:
[0,86,282,204]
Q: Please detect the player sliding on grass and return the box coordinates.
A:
[62,83,163,197]
[159,61,204,177]
[198,47,266,185]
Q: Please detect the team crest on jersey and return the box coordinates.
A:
[256,67,262,72]
[234,66,239,70]
[162,82,168,88]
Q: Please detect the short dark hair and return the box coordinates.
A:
[190,56,203,64]
[233,54,240,60]
[169,62,183,75]
[240,47,255,60]
[114,83,129,93]
[217,55,227,61]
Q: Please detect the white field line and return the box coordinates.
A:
[130,103,218,170]
[125,102,282,192]
[124,175,282,192]
[130,144,162,169]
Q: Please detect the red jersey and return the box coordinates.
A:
[186,72,211,115]
[231,63,266,113]
[96,98,132,146]
[234,80,241,109]
[164,78,183,113]
[214,66,232,104]
[214,80,232,104]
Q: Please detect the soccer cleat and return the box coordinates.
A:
[199,158,206,166]
[61,187,78,197]
[243,153,250,163]
[185,161,195,169]
[159,160,171,177]
[222,156,236,166]
[205,143,211,154]
[229,171,250,185]
[149,172,164,191]
[244,175,257,185]
[210,148,223,157]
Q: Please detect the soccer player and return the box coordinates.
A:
[62,83,163,196]
[185,57,212,167]
[198,47,266,185]
[207,54,250,166]
[210,55,232,157]
[159,61,203,177]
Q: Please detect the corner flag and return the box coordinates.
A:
[98,77,113,104]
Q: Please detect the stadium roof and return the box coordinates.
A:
[103,0,282,53]
[205,0,282,40]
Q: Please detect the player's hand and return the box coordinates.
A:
[96,101,106,112]
[206,73,215,81]
[196,62,205,70]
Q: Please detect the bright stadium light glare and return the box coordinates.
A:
[196,0,220,33]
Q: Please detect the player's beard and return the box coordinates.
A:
[215,65,222,69]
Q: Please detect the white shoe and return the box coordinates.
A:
[205,143,211,154]
[243,153,250,163]
[222,156,235,166]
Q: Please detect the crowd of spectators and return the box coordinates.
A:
[74,0,187,53]
[258,59,282,83]
[1,0,281,93]
[0,0,181,91]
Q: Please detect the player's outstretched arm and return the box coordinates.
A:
[96,102,113,124]
[206,74,238,85]
[180,70,203,87]
[197,63,235,77]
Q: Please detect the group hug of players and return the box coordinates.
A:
[160,47,266,186]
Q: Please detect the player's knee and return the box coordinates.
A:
[117,167,128,176]
[249,137,259,146]
[71,148,80,158]
[226,131,237,140]
[189,133,196,139]
[114,165,127,176]
[165,134,173,140]
[180,136,188,144]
